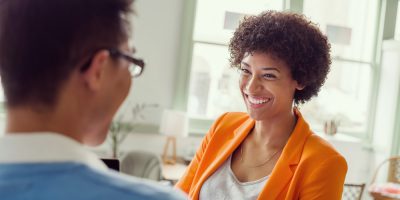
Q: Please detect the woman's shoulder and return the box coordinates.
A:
[205,112,251,138]
[219,112,250,121]
[213,112,251,128]
[302,133,347,163]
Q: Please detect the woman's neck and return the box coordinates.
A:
[251,109,297,148]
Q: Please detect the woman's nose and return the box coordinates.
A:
[245,75,262,92]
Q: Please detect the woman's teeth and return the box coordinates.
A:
[248,96,271,105]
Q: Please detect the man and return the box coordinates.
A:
[0,0,185,199]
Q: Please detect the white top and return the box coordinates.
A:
[199,155,269,200]
[0,132,108,171]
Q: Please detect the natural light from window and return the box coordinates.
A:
[186,0,379,136]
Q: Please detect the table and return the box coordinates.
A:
[162,163,188,184]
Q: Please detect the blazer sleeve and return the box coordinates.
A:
[175,113,228,194]
[299,154,348,200]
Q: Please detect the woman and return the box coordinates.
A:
[176,11,347,200]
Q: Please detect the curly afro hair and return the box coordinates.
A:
[229,10,331,104]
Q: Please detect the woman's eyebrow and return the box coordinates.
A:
[241,61,281,72]
[261,67,280,72]
[240,62,250,67]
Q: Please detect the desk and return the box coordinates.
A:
[162,163,188,183]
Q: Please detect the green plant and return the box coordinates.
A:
[108,103,158,158]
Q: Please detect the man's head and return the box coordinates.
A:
[0,0,139,145]
[0,0,133,107]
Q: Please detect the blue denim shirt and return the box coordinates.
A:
[0,133,186,200]
[0,162,185,200]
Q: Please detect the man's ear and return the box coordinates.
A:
[82,50,110,91]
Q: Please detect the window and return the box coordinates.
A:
[187,0,284,123]
[192,0,283,45]
[304,0,379,62]
[301,0,379,135]
[396,0,400,40]
[187,43,245,119]
[301,60,373,134]
[182,0,381,137]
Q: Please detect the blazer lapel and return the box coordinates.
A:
[258,110,311,200]
[192,118,255,199]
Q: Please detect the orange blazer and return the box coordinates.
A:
[176,111,347,200]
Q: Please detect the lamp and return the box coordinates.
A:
[159,110,188,165]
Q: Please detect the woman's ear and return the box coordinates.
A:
[81,50,110,91]
[296,85,305,91]
[295,81,305,91]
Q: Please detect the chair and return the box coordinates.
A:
[369,156,400,199]
[120,150,162,181]
[370,156,400,184]
[342,183,365,200]
[387,157,400,183]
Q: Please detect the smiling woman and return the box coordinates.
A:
[176,11,347,200]
[238,52,304,121]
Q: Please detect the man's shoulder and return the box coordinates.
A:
[75,165,186,200]
[0,162,186,200]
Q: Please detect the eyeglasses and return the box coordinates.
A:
[79,48,145,78]
[108,49,145,78]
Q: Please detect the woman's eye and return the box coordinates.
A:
[263,74,277,79]
[240,68,251,75]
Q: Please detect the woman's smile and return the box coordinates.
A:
[244,94,273,109]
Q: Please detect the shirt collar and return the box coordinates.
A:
[0,132,108,171]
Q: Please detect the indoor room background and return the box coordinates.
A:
[1,0,400,199]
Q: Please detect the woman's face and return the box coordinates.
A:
[239,52,303,120]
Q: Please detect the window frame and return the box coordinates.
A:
[173,0,393,142]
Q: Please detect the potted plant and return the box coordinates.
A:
[108,103,158,158]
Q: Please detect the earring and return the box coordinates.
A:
[293,101,300,110]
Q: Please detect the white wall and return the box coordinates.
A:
[116,0,185,125]
[94,133,202,160]
[0,114,5,136]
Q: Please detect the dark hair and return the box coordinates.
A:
[0,0,133,108]
[229,11,331,104]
